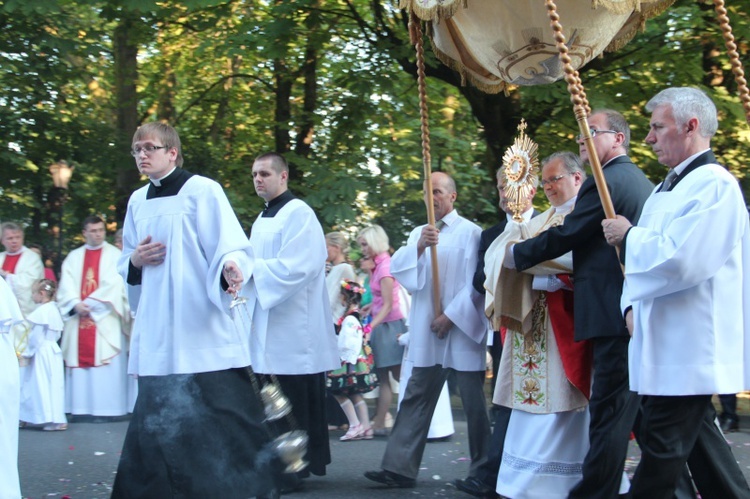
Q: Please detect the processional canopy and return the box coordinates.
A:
[401,0,675,93]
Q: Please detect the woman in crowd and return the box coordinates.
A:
[356,225,406,436]
[325,232,357,323]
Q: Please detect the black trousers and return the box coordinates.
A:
[112,368,278,499]
[263,372,331,477]
[569,336,640,499]
[632,394,750,499]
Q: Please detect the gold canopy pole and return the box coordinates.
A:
[410,12,442,316]
[714,0,750,125]
[546,0,621,266]
[546,0,614,218]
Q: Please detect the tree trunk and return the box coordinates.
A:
[113,14,141,224]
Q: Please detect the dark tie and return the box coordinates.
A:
[435,219,446,231]
[659,169,678,192]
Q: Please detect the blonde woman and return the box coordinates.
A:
[357,225,406,436]
[325,232,356,323]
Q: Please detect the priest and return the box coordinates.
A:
[485,152,592,498]
[0,222,44,317]
[58,215,132,418]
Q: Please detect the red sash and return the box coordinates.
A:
[78,248,102,367]
[546,274,592,400]
[2,253,21,274]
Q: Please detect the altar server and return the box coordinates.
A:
[112,122,276,498]
[603,86,750,498]
[244,151,339,492]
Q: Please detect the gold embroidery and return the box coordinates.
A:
[83,266,98,296]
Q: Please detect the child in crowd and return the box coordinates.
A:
[19,279,67,431]
[327,280,379,441]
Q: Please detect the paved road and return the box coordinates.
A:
[18,413,750,498]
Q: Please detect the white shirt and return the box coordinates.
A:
[390,209,487,371]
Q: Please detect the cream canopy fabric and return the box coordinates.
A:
[401,0,675,93]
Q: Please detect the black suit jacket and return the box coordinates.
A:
[513,156,654,341]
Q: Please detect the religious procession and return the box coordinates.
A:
[2,1,750,499]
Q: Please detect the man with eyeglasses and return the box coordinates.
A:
[112,122,278,498]
[503,109,653,498]
[485,151,593,497]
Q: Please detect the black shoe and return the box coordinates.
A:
[364,469,416,488]
[454,476,496,498]
[721,419,740,433]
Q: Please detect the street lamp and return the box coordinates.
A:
[49,161,74,275]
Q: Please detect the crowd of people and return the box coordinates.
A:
[2,86,750,499]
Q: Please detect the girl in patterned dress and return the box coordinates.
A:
[327,280,379,441]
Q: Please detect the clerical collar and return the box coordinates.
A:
[146,168,194,199]
[553,196,577,216]
[672,148,711,176]
[84,243,104,251]
[262,190,296,217]
[150,168,177,187]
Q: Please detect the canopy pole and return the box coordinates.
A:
[546,0,622,267]
[409,12,442,316]
[714,0,750,125]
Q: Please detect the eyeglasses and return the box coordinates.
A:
[541,173,573,187]
[131,145,168,157]
[576,129,617,141]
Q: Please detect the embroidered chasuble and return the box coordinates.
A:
[78,248,102,367]
[2,254,20,274]
[484,208,591,413]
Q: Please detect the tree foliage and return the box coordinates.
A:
[0,0,748,262]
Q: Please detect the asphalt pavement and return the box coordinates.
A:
[18,410,750,498]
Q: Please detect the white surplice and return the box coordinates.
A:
[118,175,253,376]
[244,199,339,375]
[623,162,750,395]
[19,301,66,425]
[390,209,487,371]
[0,274,24,499]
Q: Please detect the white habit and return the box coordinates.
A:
[244,198,339,375]
[623,162,750,395]
[59,242,133,416]
[118,175,253,376]
[0,274,24,499]
[19,301,67,425]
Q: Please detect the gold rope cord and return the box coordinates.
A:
[714,0,750,125]
[546,0,615,218]
[409,12,443,316]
